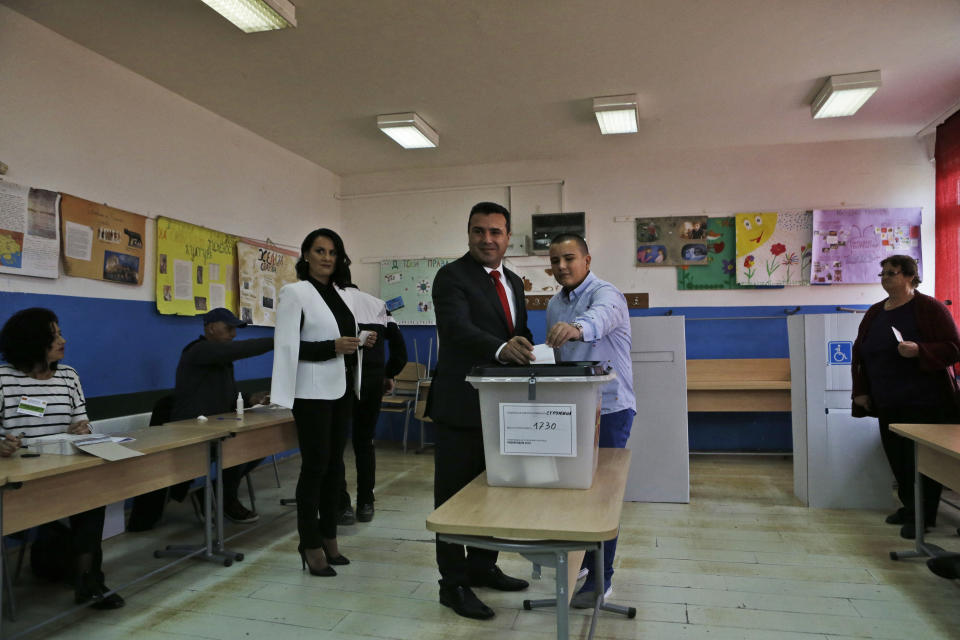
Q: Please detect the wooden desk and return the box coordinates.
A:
[889,423,960,562]
[0,423,230,637]
[426,448,635,640]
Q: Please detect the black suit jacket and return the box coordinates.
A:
[426,253,533,428]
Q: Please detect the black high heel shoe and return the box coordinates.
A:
[298,544,336,576]
[321,540,350,565]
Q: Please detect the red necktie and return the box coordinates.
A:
[490,271,514,335]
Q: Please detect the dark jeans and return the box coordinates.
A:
[434,423,497,587]
[581,408,635,590]
[341,369,384,509]
[293,393,352,547]
[877,403,957,524]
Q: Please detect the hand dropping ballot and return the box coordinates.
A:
[891,326,904,343]
[530,343,556,365]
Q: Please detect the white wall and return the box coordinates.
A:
[0,6,340,301]
[340,137,934,308]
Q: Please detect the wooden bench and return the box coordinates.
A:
[686,358,791,412]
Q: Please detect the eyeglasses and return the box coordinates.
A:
[878,270,902,277]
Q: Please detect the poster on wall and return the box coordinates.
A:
[635,216,709,266]
[810,208,922,284]
[0,180,60,279]
[379,257,453,325]
[676,217,752,290]
[504,256,562,297]
[60,194,147,285]
[156,216,238,316]
[236,239,298,326]
[734,211,813,286]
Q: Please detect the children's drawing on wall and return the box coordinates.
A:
[635,216,708,266]
[677,217,755,290]
[504,256,562,295]
[735,211,812,286]
[379,257,453,324]
[811,208,922,284]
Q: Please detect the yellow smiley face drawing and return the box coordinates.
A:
[735,213,777,257]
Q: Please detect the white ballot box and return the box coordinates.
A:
[466,363,614,489]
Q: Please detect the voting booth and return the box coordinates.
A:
[466,363,614,489]
[788,313,895,509]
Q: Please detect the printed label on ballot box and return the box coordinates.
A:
[499,402,577,457]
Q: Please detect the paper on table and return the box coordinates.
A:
[891,326,904,343]
[75,441,143,461]
[531,343,556,364]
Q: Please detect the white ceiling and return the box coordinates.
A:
[4,0,960,177]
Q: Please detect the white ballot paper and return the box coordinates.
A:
[499,402,576,457]
[891,326,904,343]
[531,343,556,365]
[28,434,139,459]
[73,436,143,461]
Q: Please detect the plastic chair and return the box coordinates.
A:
[381,361,425,453]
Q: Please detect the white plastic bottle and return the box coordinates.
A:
[236,392,244,416]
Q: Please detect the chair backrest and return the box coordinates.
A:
[393,362,426,395]
[414,381,432,422]
[150,395,176,426]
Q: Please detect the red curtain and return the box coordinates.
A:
[935,111,960,327]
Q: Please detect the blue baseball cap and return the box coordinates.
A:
[203,308,247,328]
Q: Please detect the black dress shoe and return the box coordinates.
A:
[927,554,960,580]
[468,566,529,591]
[357,503,374,522]
[338,505,356,526]
[439,585,495,620]
[885,508,907,525]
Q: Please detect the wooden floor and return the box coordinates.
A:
[8,447,960,639]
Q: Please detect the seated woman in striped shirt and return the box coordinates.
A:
[0,307,124,610]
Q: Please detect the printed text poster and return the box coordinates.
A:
[60,194,147,285]
[156,216,238,315]
[237,240,298,326]
[0,180,60,279]
[735,211,813,286]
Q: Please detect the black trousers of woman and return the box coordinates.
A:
[877,403,957,524]
[292,393,352,547]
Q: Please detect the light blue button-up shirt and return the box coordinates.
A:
[546,271,635,414]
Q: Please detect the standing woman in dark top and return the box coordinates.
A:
[851,255,960,538]
[271,229,373,575]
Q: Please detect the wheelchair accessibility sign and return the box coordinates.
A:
[828,341,852,365]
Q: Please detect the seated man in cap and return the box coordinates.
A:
[171,308,274,523]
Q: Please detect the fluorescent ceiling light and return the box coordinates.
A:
[593,95,639,135]
[200,0,296,33]
[377,113,439,149]
[811,71,881,119]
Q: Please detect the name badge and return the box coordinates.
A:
[17,396,47,417]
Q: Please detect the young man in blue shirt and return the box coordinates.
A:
[545,233,636,608]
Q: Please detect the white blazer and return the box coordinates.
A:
[271,280,362,409]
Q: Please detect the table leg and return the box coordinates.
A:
[212,440,243,563]
[890,443,944,561]
[555,551,568,640]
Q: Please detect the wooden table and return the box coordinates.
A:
[0,423,230,637]
[426,448,635,640]
[889,423,960,562]
[166,408,297,559]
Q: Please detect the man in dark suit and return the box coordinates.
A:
[427,201,536,620]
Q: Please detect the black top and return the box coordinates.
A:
[860,299,943,409]
[171,336,274,421]
[358,321,407,377]
[299,276,358,372]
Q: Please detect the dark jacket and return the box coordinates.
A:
[171,336,274,421]
[426,253,533,428]
[851,292,960,417]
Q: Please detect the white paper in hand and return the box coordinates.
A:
[531,343,557,365]
[891,326,904,343]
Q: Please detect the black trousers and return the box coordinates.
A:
[434,423,497,587]
[293,393,352,547]
[876,403,957,524]
[341,369,384,509]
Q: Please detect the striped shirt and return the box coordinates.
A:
[0,364,88,438]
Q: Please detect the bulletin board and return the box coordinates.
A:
[379,257,454,325]
[60,194,147,285]
[236,239,298,326]
[156,216,238,316]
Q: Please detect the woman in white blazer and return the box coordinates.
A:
[271,228,369,576]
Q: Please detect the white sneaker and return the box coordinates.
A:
[570,584,612,609]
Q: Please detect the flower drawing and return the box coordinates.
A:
[770,243,787,256]
[722,259,734,275]
[743,254,756,282]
